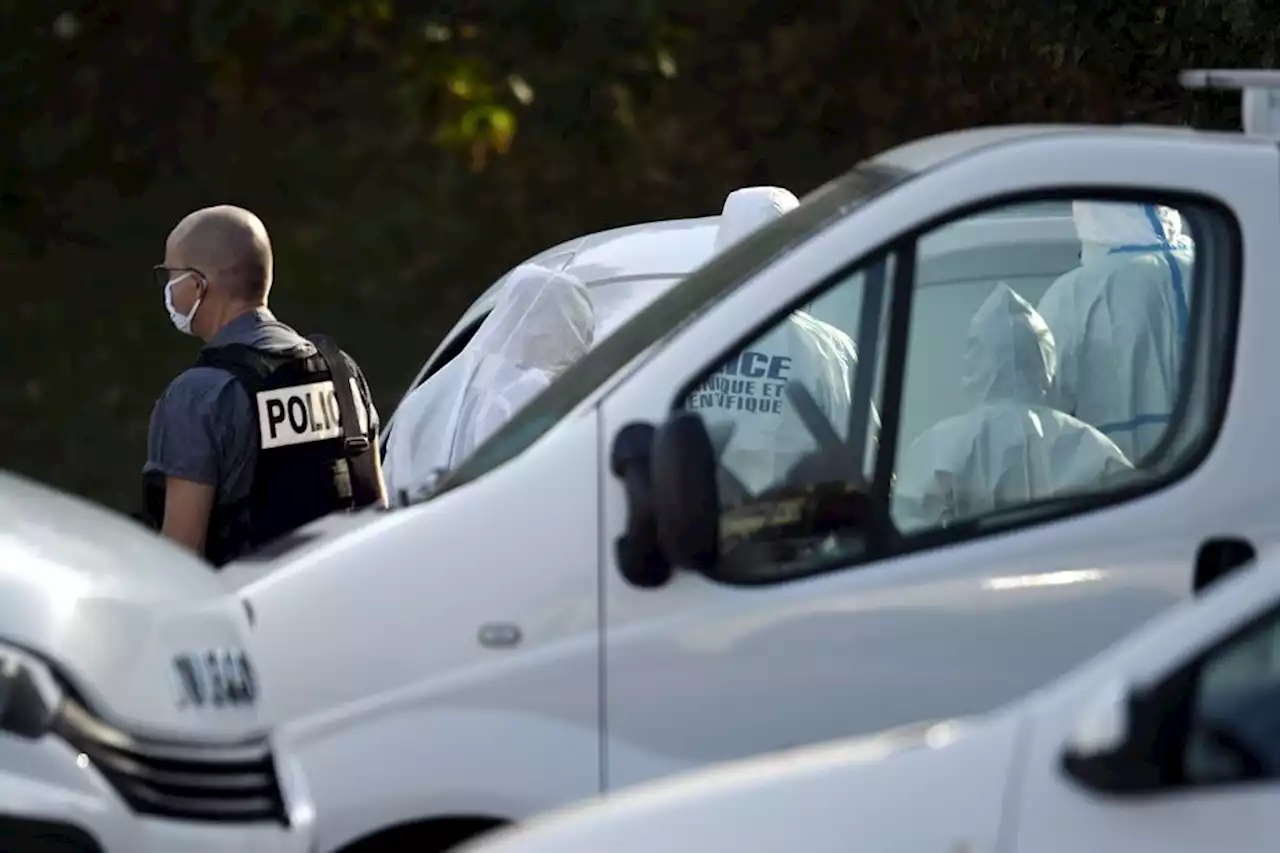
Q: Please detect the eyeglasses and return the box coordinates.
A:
[152,265,206,289]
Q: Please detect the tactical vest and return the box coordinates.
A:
[142,335,380,566]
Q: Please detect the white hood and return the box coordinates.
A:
[470,264,595,373]
[0,471,267,737]
[0,471,222,596]
[962,284,1056,405]
[1072,201,1190,264]
[714,187,800,252]
[460,717,1019,853]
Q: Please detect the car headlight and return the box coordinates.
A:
[0,641,63,739]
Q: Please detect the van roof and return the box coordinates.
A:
[442,216,719,347]
[867,123,1258,175]
[474,217,718,302]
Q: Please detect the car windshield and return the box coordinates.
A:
[427,163,913,499]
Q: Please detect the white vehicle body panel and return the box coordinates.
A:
[235,414,601,851]
[599,129,1275,785]
[460,550,1280,853]
[0,471,314,852]
[0,476,263,739]
[225,126,1279,852]
[458,718,1020,853]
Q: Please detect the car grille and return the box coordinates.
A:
[53,699,288,824]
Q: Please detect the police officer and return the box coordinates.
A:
[141,204,386,565]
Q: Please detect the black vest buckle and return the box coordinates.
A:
[343,436,371,455]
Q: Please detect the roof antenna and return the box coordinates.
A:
[1180,68,1280,136]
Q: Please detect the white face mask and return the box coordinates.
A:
[164,272,203,335]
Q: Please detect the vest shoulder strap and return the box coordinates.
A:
[306,334,370,456]
[306,333,381,508]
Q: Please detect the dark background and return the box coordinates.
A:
[0,0,1263,512]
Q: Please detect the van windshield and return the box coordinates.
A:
[430,163,912,498]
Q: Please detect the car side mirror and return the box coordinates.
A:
[1060,678,1175,795]
[650,411,721,572]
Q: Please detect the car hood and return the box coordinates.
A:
[460,715,1021,853]
[0,471,270,737]
[0,470,225,599]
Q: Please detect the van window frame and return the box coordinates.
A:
[672,187,1241,587]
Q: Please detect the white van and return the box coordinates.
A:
[0,472,314,853]
[224,73,1274,853]
[459,546,1280,853]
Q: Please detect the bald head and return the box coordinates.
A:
[167,205,273,303]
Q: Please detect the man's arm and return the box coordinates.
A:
[144,368,231,557]
[163,477,216,552]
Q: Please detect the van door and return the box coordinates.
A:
[598,133,1279,792]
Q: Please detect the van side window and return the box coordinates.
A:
[677,196,1236,584]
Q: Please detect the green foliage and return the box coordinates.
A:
[1,0,1276,510]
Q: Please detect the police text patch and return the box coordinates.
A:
[686,349,792,416]
[256,379,369,449]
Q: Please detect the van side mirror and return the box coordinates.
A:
[1060,678,1177,795]
[609,413,725,587]
[651,411,721,572]
[610,423,674,589]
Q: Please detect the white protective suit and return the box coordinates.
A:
[384,265,594,498]
[714,186,799,251]
[688,186,873,494]
[1036,201,1194,462]
[893,285,1132,531]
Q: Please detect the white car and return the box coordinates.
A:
[380,212,719,464]
[379,213,717,454]
[459,545,1280,853]
[0,471,314,853]
[405,215,717,384]
[223,69,1273,853]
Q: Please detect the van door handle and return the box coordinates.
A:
[1193,536,1256,594]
